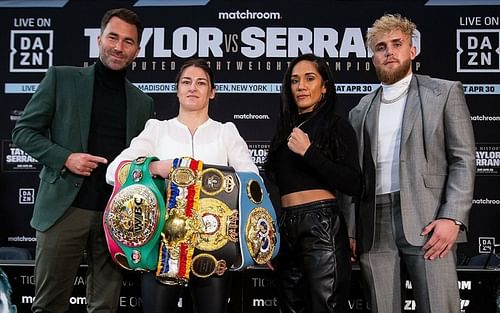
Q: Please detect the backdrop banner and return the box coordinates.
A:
[1,265,499,313]
[0,0,499,312]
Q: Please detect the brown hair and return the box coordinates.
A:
[175,59,215,90]
[100,8,143,44]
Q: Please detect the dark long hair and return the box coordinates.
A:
[265,54,343,179]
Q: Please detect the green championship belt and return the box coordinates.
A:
[103,156,166,271]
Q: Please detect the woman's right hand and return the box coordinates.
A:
[149,159,173,178]
[287,127,311,156]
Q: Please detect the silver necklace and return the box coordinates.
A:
[296,118,310,129]
[287,113,314,140]
[296,111,317,129]
[381,87,409,104]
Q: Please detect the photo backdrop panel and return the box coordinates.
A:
[0,0,498,265]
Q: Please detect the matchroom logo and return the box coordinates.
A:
[10,30,53,72]
[456,29,500,73]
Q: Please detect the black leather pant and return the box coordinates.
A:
[276,199,351,313]
[141,271,232,313]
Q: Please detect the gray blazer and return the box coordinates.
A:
[344,74,475,253]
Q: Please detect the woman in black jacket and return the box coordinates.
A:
[265,53,361,313]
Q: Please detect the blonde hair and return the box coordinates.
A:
[366,14,416,50]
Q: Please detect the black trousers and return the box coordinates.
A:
[141,270,232,313]
[276,199,351,313]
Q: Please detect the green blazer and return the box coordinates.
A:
[12,64,154,231]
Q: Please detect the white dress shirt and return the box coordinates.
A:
[376,74,412,195]
[106,117,258,185]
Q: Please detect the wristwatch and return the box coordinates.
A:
[453,219,466,231]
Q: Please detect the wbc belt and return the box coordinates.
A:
[156,157,280,285]
[103,156,166,271]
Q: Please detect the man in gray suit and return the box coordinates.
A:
[346,14,475,313]
[12,8,154,313]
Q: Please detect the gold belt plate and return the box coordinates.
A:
[245,207,276,264]
[107,185,160,247]
[195,198,238,251]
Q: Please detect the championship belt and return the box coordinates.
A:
[156,158,240,285]
[233,172,280,270]
[155,157,280,285]
[191,165,239,279]
[103,156,166,271]
[156,157,204,285]
[103,160,131,267]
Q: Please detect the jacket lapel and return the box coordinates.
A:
[400,76,421,151]
[125,80,137,144]
[75,65,95,151]
[417,75,442,155]
[350,89,380,170]
[365,88,382,165]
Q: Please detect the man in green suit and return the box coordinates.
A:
[12,8,154,313]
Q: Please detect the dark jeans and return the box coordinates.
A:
[276,199,351,313]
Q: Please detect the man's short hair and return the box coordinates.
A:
[366,13,416,50]
[100,8,143,44]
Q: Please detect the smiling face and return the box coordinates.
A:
[371,29,416,84]
[98,16,140,71]
[290,60,327,114]
[177,65,215,113]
